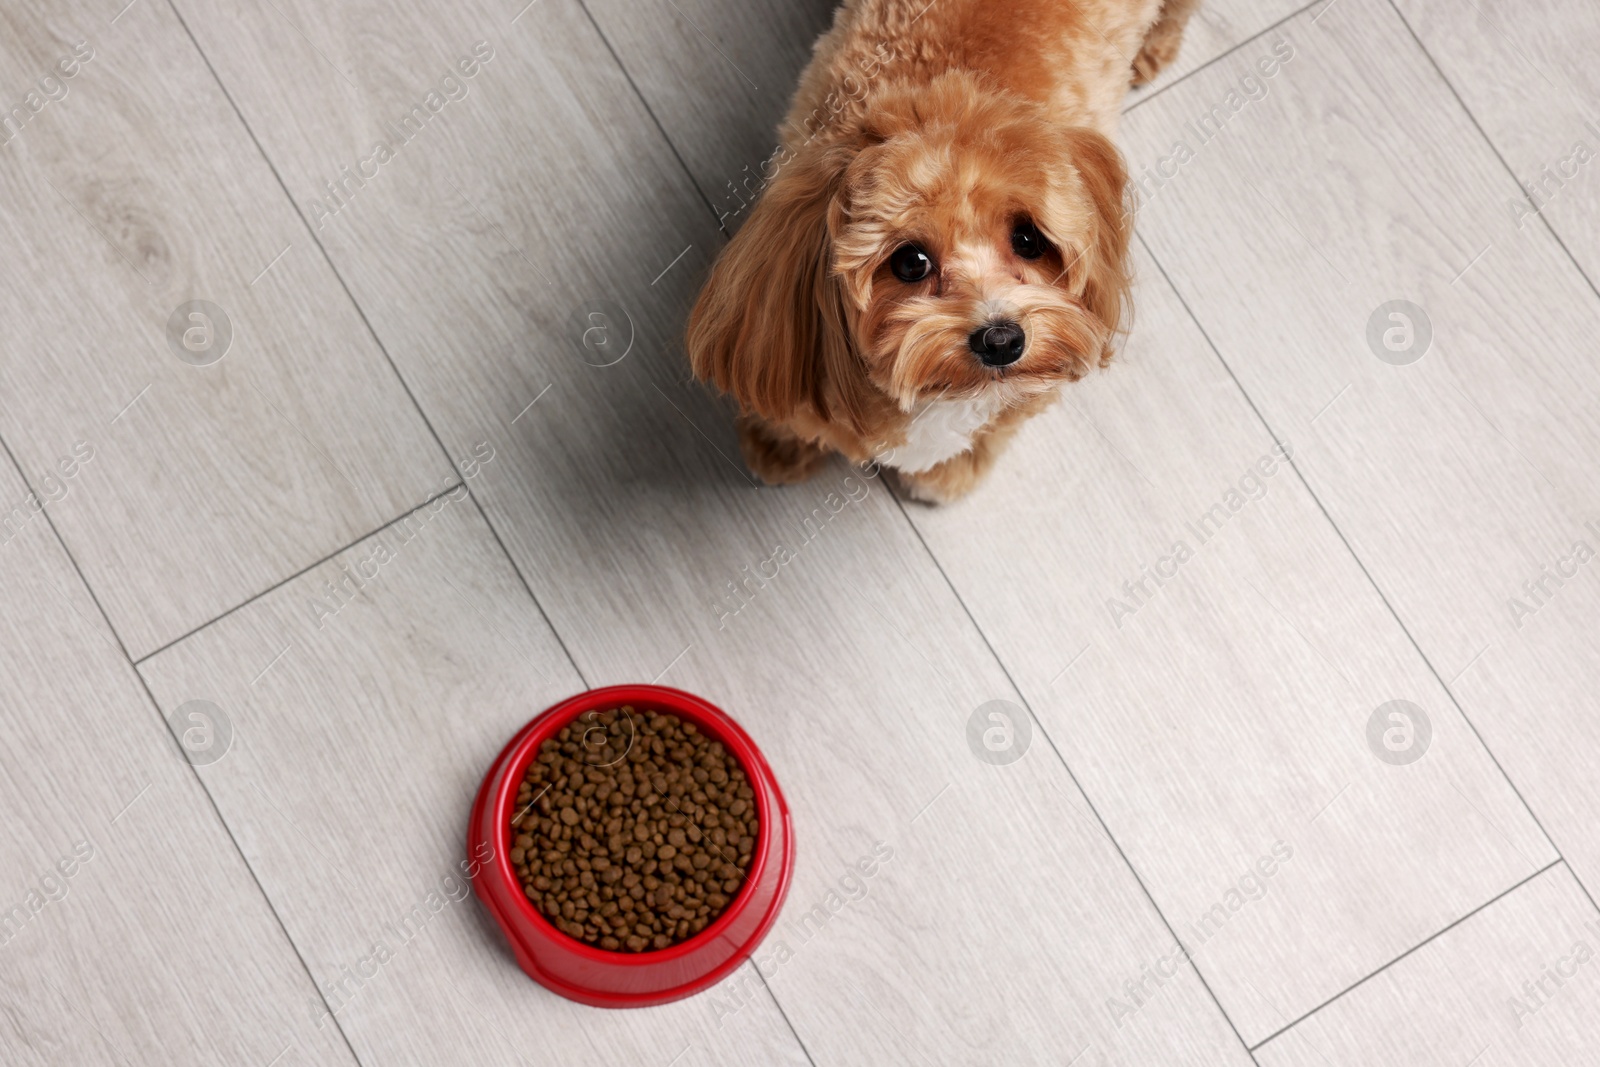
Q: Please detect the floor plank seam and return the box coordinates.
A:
[131,481,466,666]
[1373,0,1600,926]
[1133,0,1600,928]
[0,425,369,1067]
[16,0,1594,1058]
[569,1,1521,1050]
[161,0,603,722]
[459,488,591,690]
[1247,857,1564,1052]
[447,7,817,1060]
[1132,7,1600,1047]
[882,485,1261,1061]
[1137,226,1597,951]
[572,0,726,232]
[160,0,481,449]
[1123,0,1323,117]
[1382,0,1600,340]
[161,4,824,1058]
[160,0,607,691]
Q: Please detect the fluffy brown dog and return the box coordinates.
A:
[687,0,1199,501]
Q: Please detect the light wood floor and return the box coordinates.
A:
[2,0,1598,1063]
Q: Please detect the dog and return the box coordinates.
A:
[687,0,1199,501]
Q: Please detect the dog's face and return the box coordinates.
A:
[833,82,1132,412]
[689,72,1132,436]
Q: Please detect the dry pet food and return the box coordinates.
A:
[510,706,759,952]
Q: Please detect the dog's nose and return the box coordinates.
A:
[968,321,1025,367]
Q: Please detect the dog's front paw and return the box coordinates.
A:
[735,415,830,486]
[894,451,983,504]
[897,475,957,505]
[1131,37,1181,86]
[1131,0,1198,87]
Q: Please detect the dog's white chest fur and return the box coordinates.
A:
[878,395,1006,474]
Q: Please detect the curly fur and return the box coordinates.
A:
[688,0,1197,502]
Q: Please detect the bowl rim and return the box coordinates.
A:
[487,683,784,968]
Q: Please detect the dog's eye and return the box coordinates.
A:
[1012,221,1047,260]
[889,244,935,283]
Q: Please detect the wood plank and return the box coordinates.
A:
[1120,0,1600,993]
[1391,0,1600,286]
[0,458,356,1067]
[898,244,1555,1045]
[1255,864,1600,1065]
[138,495,812,1065]
[167,0,1255,1057]
[0,0,455,659]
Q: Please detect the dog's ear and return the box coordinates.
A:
[1046,127,1135,366]
[687,146,864,431]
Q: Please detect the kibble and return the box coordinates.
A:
[510,706,759,952]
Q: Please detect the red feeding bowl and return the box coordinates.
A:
[469,684,794,1008]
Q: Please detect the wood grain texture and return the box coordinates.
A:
[1255,864,1600,1065]
[138,495,812,1066]
[9,0,1593,1058]
[1120,0,1600,1019]
[1392,0,1600,286]
[899,244,1555,1046]
[0,459,355,1067]
[164,0,1256,1058]
[0,0,455,658]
